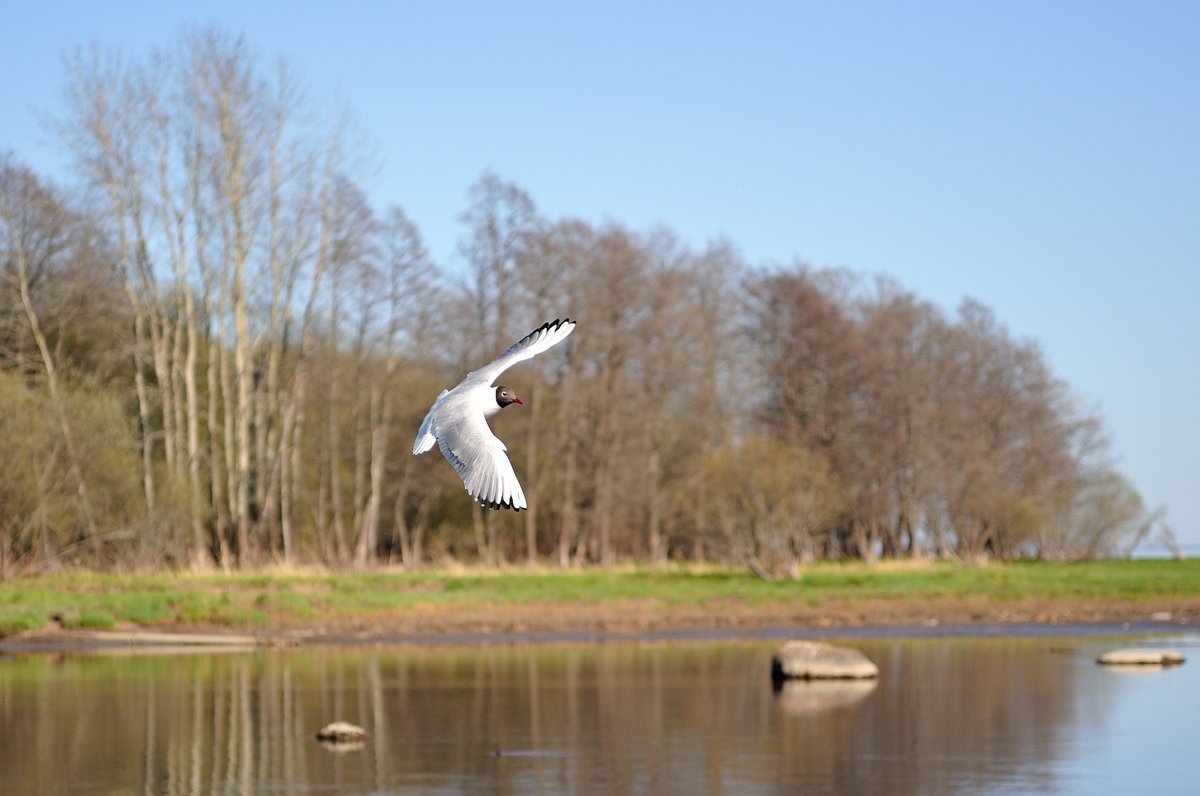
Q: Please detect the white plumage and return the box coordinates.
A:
[412,319,576,510]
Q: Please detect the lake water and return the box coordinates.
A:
[0,631,1196,794]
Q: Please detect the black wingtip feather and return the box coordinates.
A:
[513,318,575,349]
[478,497,526,511]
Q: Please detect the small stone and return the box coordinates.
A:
[771,641,879,680]
[1150,611,1173,622]
[1097,648,1185,666]
[315,721,367,742]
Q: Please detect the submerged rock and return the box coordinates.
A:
[771,641,879,680]
[1097,649,1185,666]
[315,721,367,742]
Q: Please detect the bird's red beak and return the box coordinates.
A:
[513,397,524,405]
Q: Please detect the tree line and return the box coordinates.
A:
[0,30,1169,575]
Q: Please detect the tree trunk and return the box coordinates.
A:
[233,277,252,564]
[158,143,207,565]
[472,503,487,564]
[11,237,98,544]
[523,378,541,565]
[557,404,577,569]
[219,342,242,561]
[131,312,157,517]
[351,372,370,567]
[327,355,347,562]
[356,383,389,567]
[205,321,231,568]
[182,281,206,565]
[647,449,665,565]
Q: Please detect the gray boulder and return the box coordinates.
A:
[1097,648,1185,666]
[772,641,879,680]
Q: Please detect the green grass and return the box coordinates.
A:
[0,559,1197,637]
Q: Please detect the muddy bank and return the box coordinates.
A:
[287,595,1200,646]
[4,595,1199,651]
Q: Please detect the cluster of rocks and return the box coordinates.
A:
[312,639,1187,747]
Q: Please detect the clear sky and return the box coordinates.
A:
[4,1,1198,548]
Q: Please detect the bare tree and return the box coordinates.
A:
[746,266,865,557]
[55,28,357,567]
[457,172,539,563]
[356,206,437,565]
[4,37,1157,570]
[705,437,839,578]
[851,280,945,558]
[0,158,99,546]
[60,48,165,523]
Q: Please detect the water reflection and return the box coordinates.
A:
[0,636,1194,794]
[774,678,878,715]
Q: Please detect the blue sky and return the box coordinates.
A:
[5,1,1198,547]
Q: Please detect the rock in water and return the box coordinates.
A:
[771,641,879,680]
[1096,649,1185,666]
[315,721,367,742]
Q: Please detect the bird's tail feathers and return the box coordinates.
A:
[412,428,436,455]
[412,400,442,455]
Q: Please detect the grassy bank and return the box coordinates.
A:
[2,559,1198,639]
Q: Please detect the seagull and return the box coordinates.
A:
[412,318,576,510]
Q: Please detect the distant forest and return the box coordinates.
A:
[0,30,1169,575]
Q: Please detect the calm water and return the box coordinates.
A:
[0,633,1196,794]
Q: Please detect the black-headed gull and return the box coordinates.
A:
[412,318,576,510]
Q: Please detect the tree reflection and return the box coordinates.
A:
[0,639,1122,794]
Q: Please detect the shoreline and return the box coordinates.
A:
[4,610,1197,654]
[5,562,1199,653]
[295,617,1200,647]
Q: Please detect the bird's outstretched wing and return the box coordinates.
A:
[411,319,575,510]
[462,318,575,388]
[435,408,528,510]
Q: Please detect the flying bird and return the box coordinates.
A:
[412,318,576,510]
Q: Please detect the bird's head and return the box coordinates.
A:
[495,386,524,408]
